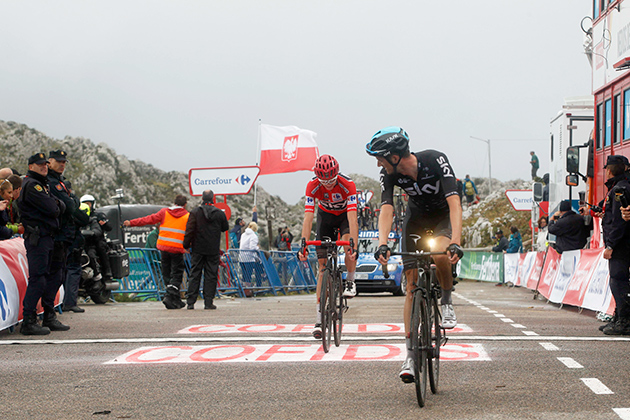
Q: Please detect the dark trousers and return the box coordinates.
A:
[186,253,220,306]
[43,241,68,311]
[608,257,630,319]
[161,251,184,292]
[22,235,55,316]
[63,249,82,308]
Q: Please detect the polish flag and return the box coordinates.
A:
[259,124,319,175]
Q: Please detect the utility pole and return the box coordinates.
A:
[470,136,492,194]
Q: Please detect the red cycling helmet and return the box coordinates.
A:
[314,154,339,180]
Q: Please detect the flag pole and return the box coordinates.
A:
[254,119,261,206]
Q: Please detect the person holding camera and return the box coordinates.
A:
[547,200,591,254]
[600,155,630,336]
[274,226,293,251]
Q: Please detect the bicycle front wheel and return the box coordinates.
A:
[429,268,444,394]
[410,283,429,407]
[321,268,335,352]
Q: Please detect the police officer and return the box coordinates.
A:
[600,155,630,336]
[46,149,81,331]
[17,153,65,335]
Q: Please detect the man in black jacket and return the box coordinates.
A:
[547,200,591,254]
[491,229,508,252]
[600,155,630,335]
[183,190,229,310]
[17,153,65,335]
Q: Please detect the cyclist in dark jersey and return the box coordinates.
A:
[366,126,463,383]
[297,154,359,339]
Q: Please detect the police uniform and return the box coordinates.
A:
[17,153,65,335]
[601,155,630,335]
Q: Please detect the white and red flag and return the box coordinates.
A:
[258,124,319,175]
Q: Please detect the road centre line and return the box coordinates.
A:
[500,318,514,323]
[539,342,560,351]
[581,378,614,394]
[557,357,583,368]
[494,314,505,317]
[511,324,527,329]
[3,335,630,345]
[522,331,539,336]
[613,408,630,420]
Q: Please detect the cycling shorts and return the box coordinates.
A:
[315,208,350,259]
[402,204,452,271]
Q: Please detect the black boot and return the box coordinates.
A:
[42,308,70,331]
[20,313,51,336]
[599,311,617,332]
[162,286,185,309]
[603,318,630,336]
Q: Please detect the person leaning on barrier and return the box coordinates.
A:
[228,206,258,248]
[183,190,229,310]
[17,153,66,335]
[491,229,508,253]
[124,194,189,309]
[547,200,591,254]
[536,216,549,251]
[5,174,23,235]
[505,226,522,254]
[600,155,630,336]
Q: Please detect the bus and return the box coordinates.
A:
[585,0,630,206]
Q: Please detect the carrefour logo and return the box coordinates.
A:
[193,177,233,186]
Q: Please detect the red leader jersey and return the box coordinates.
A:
[304,173,358,216]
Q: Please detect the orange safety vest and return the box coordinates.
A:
[156,211,189,252]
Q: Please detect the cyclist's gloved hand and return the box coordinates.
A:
[374,244,390,263]
[298,237,309,261]
[447,243,464,260]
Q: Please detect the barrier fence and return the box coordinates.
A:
[121,248,318,300]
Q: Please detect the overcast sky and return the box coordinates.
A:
[0,1,593,204]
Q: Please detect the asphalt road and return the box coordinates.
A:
[1,280,629,420]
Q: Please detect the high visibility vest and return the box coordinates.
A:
[157,211,189,252]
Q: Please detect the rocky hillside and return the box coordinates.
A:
[1,120,531,249]
[0,120,381,248]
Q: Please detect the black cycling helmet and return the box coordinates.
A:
[365,126,410,158]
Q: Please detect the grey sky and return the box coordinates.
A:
[1,1,592,204]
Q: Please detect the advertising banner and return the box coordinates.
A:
[549,250,581,303]
[536,247,561,299]
[525,251,545,290]
[458,251,503,283]
[581,256,612,313]
[503,253,519,284]
[562,249,603,307]
[188,166,260,196]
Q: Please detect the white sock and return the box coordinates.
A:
[316,305,321,324]
[406,337,413,359]
[346,271,355,283]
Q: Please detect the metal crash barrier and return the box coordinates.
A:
[116,248,318,300]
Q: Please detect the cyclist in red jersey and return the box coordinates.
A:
[298,154,359,339]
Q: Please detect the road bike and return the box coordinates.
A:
[301,237,354,353]
[384,246,448,407]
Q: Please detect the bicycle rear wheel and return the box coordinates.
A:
[410,282,429,407]
[333,271,344,347]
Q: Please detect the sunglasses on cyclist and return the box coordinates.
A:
[318,176,337,187]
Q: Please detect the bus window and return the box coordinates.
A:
[594,0,600,20]
[625,88,630,140]
[605,98,612,148]
[597,102,603,149]
[615,94,621,144]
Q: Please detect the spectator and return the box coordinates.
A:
[0,179,15,240]
[600,155,630,335]
[530,151,539,180]
[505,226,522,253]
[0,168,12,179]
[536,216,549,251]
[145,227,159,249]
[228,206,258,248]
[542,173,550,202]
[17,153,65,335]
[491,229,508,252]
[239,221,265,287]
[183,190,229,310]
[124,194,190,309]
[547,200,591,254]
[6,174,22,234]
[274,226,294,251]
[456,178,464,208]
[462,174,478,207]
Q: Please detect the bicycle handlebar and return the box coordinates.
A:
[304,240,352,247]
[382,250,449,279]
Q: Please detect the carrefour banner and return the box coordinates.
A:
[458,251,503,283]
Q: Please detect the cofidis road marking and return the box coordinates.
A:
[581,378,614,395]
[177,323,475,334]
[105,343,491,364]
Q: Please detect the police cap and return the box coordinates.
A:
[604,155,629,168]
[49,149,68,162]
[28,153,47,165]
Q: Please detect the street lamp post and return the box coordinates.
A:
[470,136,492,194]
